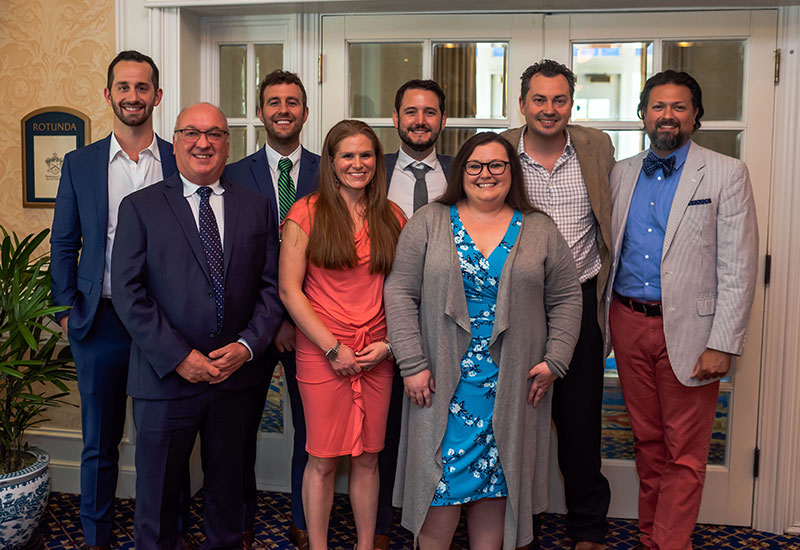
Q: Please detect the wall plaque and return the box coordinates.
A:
[21,107,90,207]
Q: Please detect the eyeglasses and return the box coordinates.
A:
[463,160,510,176]
[174,128,229,143]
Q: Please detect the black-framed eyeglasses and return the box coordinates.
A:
[463,160,510,176]
[174,128,229,143]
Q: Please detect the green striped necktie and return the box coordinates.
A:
[277,157,295,222]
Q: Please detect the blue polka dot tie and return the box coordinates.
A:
[197,186,224,331]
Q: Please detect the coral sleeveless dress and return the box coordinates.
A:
[284,196,404,457]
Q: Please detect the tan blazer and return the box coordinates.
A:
[606,141,758,386]
[501,125,615,335]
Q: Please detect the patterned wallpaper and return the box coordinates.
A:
[0,0,115,237]
[0,0,115,430]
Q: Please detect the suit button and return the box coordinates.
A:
[209,331,216,338]
[208,292,213,298]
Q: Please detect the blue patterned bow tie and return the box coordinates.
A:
[642,151,676,178]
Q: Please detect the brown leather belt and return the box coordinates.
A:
[615,292,663,317]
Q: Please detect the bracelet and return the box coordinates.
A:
[383,339,394,360]
[325,340,341,361]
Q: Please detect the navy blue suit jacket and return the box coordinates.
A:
[223,146,320,231]
[50,134,178,341]
[111,174,283,400]
[384,151,455,191]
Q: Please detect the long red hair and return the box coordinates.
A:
[307,120,401,275]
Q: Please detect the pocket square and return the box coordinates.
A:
[688,198,711,206]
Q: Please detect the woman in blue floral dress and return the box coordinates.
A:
[385,132,583,550]
[433,206,522,506]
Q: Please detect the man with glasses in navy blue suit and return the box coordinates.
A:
[51,50,179,550]
[223,70,320,550]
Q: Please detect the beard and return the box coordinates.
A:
[111,100,154,127]
[398,124,441,152]
[647,118,689,152]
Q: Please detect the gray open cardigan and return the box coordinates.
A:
[384,202,582,549]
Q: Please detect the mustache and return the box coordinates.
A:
[656,118,680,128]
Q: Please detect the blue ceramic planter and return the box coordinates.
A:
[0,448,50,549]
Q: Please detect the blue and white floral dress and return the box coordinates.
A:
[432,205,523,506]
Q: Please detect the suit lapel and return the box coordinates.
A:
[613,154,645,253]
[93,136,112,238]
[384,153,398,192]
[297,147,319,197]
[163,175,213,285]
[662,142,705,258]
[156,136,178,178]
[571,128,605,222]
[221,179,238,276]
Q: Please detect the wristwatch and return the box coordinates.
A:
[325,340,341,361]
[383,339,394,360]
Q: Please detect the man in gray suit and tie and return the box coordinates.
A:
[606,70,758,550]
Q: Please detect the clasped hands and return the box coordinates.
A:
[328,341,390,377]
[175,343,250,384]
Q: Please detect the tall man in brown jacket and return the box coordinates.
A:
[502,59,614,550]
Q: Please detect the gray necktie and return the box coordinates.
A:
[406,164,432,213]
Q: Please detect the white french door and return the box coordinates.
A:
[321,9,776,527]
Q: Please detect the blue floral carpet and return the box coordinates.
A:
[40,491,800,549]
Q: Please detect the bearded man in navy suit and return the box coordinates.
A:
[111,103,282,549]
[377,79,454,550]
[223,70,319,550]
[51,50,178,550]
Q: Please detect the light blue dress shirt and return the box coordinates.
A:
[614,141,692,302]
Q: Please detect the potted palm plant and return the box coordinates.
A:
[0,226,76,549]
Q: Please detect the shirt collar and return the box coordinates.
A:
[109,132,160,163]
[518,126,574,163]
[398,147,439,171]
[265,142,302,170]
[180,174,224,197]
[648,139,692,170]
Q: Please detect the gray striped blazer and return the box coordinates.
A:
[604,140,759,387]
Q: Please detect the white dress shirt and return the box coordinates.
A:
[388,148,448,219]
[103,133,163,297]
[265,143,302,213]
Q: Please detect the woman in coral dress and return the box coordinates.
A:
[279,119,405,550]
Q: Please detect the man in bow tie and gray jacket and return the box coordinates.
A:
[606,70,758,550]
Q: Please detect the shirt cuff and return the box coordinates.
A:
[237,338,254,361]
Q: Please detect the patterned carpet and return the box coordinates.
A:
[39,491,800,549]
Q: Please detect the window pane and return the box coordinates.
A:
[255,43,283,82]
[259,365,284,433]
[373,127,401,155]
[220,45,247,118]
[604,130,646,161]
[256,126,267,151]
[433,42,507,119]
[349,43,423,118]
[572,42,653,122]
[439,127,502,157]
[229,126,247,163]
[663,40,744,121]
[692,130,741,159]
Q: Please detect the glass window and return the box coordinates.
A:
[349,43,423,118]
[663,40,744,121]
[255,44,283,83]
[692,130,742,159]
[433,42,508,119]
[572,42,653,122]
[228,126,247,164]
[373,127,401,156]
[439,127,502,157]
[604,130,646,161]
[219,45,247,118]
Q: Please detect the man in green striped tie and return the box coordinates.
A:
[223,70,320,550]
